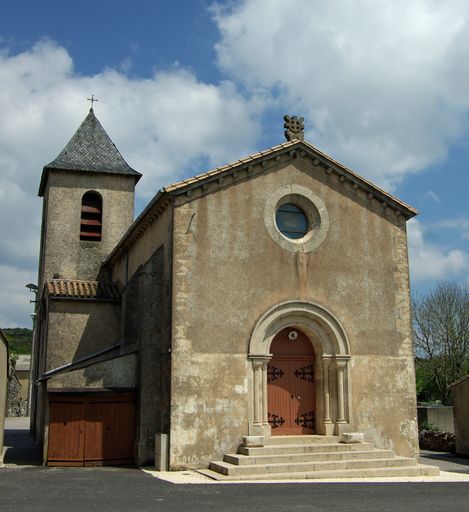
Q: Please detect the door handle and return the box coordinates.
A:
[291,395,302,400]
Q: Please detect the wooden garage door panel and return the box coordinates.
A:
[47,393,136,466]
[48,400,85,462]
[83,401,105,461]
[102,400,135,461]
[84,399,136,462]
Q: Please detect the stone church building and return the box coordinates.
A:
[30,107,433,477]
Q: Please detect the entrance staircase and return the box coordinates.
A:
[199,435,439,481]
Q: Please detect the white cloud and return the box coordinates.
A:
[422,190,440,204]
[408,219,469,282]
[0,40,260,326]
[2,8,469,325]
[212,0,469,189]
[433,216,469,241]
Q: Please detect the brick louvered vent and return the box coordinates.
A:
[80,191,102,241]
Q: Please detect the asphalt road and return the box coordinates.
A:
[3,420,469,512]
[2,466,469,512]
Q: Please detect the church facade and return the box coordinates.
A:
[30,109,419,469]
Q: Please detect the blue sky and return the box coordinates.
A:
[0,0,468,327]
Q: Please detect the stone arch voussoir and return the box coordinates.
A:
[248,300,350,358]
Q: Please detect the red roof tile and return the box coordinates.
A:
[46,279,120,300]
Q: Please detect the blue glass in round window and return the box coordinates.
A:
[275,203,308,239]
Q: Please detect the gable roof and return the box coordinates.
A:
[104,138,417,266]
[39,109,141,196]
[164,139,417,216]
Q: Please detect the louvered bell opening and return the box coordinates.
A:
[80,192,102,242]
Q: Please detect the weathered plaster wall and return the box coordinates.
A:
[14,371,29,402]
[452,376,469,456]
[32,301,50,443]
[0,332,8,456]
[14,356,31,402]
[39,171,136,287]
[46,300,121,371]
[110,206,172,288]
[169,155,417,468]
[47,353,137,389]
[108,205,173,465]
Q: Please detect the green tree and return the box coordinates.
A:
[413,281,469,405]
[1,328,33,354]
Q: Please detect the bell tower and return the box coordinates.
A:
[37,106,141,290]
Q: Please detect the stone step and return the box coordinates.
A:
[239,442,375,456]
[209,456,417,476]
[199,464,440,481]
[224,449,395,466]
[264,435,340,445]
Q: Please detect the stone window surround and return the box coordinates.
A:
[248,300,351,437]
[264,184,329,253]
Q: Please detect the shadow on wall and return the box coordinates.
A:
[72,301,122,362]
[81,352,137,388]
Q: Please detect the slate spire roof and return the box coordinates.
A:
[39,108,141,196]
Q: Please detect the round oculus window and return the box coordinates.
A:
[275,203,309,239]
[264,185,329,253]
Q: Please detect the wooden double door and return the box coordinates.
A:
[47,392,136,466]
[267,328,316,435]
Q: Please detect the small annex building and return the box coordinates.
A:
[0,330,8,458]
[30,108,422,472]
[450,375,469,456]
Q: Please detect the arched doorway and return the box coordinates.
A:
[267,328,316,435]
[248,300,351,437]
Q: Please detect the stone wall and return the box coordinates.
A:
[108,204,173,465]
[418,406,454,433]
[46,299,122,371]
[7,359,28,417]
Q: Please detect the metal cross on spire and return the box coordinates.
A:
[87,94,98,111]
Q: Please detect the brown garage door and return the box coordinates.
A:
[47,392,136,466]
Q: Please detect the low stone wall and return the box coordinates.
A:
[7,376,28,417]
[419,430,455,452]
[417,405,454,433]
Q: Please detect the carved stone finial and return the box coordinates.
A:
[284,115,304,141]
